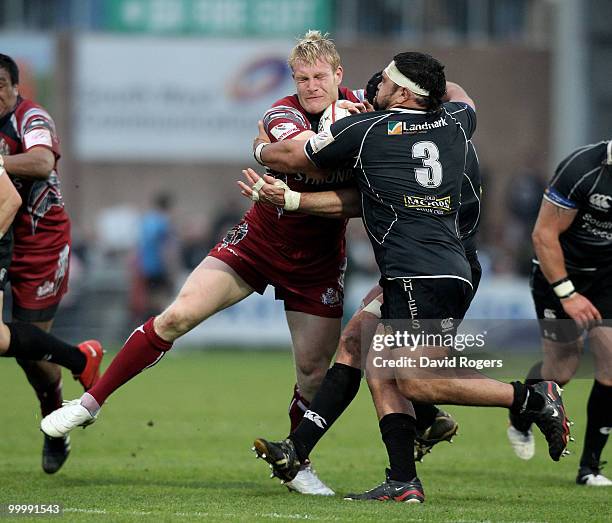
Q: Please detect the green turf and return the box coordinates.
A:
[0,350,609,522]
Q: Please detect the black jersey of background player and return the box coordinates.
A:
[305,101,477,282]
[542,140,612,270]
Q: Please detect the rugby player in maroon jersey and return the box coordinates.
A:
[0,53,103,474]
[41,31,364,495]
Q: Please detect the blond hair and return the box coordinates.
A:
[288,30,341,71]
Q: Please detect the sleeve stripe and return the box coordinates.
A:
[542,192,576,210]
[20,108,53,137]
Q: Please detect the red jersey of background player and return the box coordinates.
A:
[244,86,362,251]
[0,96,70,255]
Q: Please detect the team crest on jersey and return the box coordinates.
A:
[219,222,248,250]
[589,193,612,212]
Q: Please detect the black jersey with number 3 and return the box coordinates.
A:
[542,140,612,270]
[305,102,477,283]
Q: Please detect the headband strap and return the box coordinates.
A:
[384,61,429,97]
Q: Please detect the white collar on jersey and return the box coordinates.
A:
[388,107,427,114]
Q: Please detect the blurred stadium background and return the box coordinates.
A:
[1,0,610,347]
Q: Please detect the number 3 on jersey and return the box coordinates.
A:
[412,141,442,188]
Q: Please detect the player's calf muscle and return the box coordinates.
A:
[337,329,363,368]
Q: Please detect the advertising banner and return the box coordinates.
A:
[74,35,295,161]
[104,0,332,36]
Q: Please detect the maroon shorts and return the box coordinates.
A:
[209,220,346,318]
[9,242,70,321]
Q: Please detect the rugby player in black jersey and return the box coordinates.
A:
[242,73,483,465]
[508,140,612,487]
[245,52,571,503]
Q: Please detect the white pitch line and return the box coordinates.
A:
[65,507,543,523]
[64,508,341,520]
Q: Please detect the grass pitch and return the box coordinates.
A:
[0,350,609,522]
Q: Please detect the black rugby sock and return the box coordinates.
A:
[3,322,86,374]
[289,363,361,462]
[579,380,612,469]
[380,413,418,482]
[510,381,544,415]
[413,403,439,432]
[510,362,545,432]
[525,361,544,386]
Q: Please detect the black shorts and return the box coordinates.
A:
[380,276,473,336]
[530,263,612,342]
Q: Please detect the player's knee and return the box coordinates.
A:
[296,360,328,389]
[157,302,201,339]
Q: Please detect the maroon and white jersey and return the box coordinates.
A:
[245,87,361,252]
[0,97,70,255]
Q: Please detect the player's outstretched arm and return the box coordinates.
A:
[254,138,317,174]
[0,161,21,237]
[239,168,361,218]
[532,199,601,328]
[444,81,475,110]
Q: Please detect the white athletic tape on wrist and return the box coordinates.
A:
[254,142,268,166]
[384,61,429,96]
[250,190,260,202]
[554,280,575,298]
[362,298,383,318]
[273,180,301,211]
[0,154,4,167]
